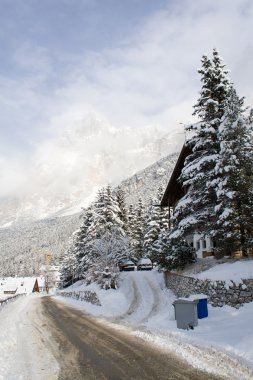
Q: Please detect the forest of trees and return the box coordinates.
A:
[60,185,169,288]
[60,49,253,288]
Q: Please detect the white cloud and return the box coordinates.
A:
[0,0,253,199]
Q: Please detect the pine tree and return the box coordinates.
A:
[60,185,126,288]
[172,49,232,239]
[131,198,145,260]
[84,186,125,287]
[59,237,78,288]
[143,197,161,257]
[115,187,129,233]
[89,185,123,240]
[73,207,94,276]
[157,186,169,231]
[128,204,136,237]
[214,88,253,255]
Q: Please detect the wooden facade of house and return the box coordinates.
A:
[32,278,40,292]
[161,145,192,230]
[2,278,40,295]
[161,144,214,258]
[161,144,253,258]
[4,287,17,295]
[161,144,191,209]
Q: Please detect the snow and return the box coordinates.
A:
[1,264,253,379]
[0,221,13,229]
[192,260,253,283]
[0,295,59,380]
[56,267,253,379]
[0,277,39,295]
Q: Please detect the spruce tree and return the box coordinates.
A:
[115,187,129,233]
[214,88,253,255]
[74,207,94,276]
[143,197,161,257]
[59,237,78,287]
[89,185,123,240]
[131,198,145,260]
[157,186,169,231]
[172,49,231,238]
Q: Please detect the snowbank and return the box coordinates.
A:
[57,268,253,379]
[193,260,253,283]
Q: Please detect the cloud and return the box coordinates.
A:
[0,0,253,200]
[45,0,253,132]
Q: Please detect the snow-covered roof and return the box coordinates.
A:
[161,144,192,207]
[0,277,39,295]
[3,280,18,293]
[137,258,152,265]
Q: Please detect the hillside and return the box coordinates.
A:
[0,152,178,276]
[118,152,177,205]
[0,119,183,227]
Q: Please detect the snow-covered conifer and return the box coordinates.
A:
[214,88,253,255]
[131,198,145,259]
[115,187,129,233]
[73,207,94,275]
[59,238,78,287]
[143,197,161,256]
[89,185,123,240]
[172,49,232,238]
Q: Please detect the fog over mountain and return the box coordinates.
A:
[0,148,178,277]
[0,115,183,226]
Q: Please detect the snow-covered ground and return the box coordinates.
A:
[1,261,253,379]
[191,258,253,283]
[57,263,253,380]
[0,295,59,380]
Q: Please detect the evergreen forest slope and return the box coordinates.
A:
[0,152,178,276]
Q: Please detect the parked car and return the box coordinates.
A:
[137,257,153,271]
[118,259,135,272]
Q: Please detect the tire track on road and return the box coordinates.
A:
[138,273,166,324]
[113,275,142,322]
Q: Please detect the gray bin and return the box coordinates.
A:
[173,299,199,330]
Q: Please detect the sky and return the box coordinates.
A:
[0,0,253,198]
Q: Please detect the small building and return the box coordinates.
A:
[37,276,46,292]
[3,281,18,294]
[1,277,39,295]
[161,144,214,258]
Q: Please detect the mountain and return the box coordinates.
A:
[0,116,183,227]
[118,152,177,206]
[0,150,178,276]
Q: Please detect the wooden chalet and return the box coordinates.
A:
[2,277,40,295]
[161,144,253,258]
[161,144,191,209]
[161,144,215,258]
[161,144,192,230]
[3,282,18,294]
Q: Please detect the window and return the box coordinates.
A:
[202,240,207,249]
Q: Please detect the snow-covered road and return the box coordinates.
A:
[59,270,253,380]
[1,270,253,379]
[0,295,59,380]
[113,271,171,325]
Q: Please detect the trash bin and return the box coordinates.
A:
[173,299,198,330]
[192,295,208,319]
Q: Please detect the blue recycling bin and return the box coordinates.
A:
[197,297,208,319]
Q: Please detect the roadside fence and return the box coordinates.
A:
[59,290,101,306]
[0,293,26,310]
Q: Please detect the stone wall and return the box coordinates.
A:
[60,290,101,306]
[164,272,253,308]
